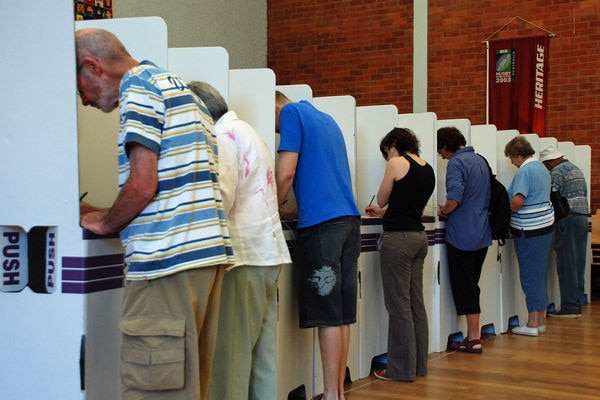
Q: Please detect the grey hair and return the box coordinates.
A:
[75,28,131,65]
[187,81,228,122]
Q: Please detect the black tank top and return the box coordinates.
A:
[382,155,435,232]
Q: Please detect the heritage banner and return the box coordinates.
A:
[488,36,549,136]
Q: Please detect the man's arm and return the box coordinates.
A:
[276,150,298,220]
[80,143,158,235]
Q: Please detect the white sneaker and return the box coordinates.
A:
[538,325,546,334]
[511,325,539,337]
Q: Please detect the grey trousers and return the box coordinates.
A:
[379,231,429,381]
[209,265,282,400]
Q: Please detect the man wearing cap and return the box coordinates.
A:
[539,144,589,318]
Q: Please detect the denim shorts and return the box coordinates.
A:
[294,216,361,328]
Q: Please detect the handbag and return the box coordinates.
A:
[550,190,570,220]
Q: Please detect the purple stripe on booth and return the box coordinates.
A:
[435,228,446,245]
[62,278,124,294]
[361,232,380,253]
[62,253,125,293]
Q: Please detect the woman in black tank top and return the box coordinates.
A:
[365,128,435,382]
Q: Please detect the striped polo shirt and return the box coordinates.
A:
[117,61,234,280]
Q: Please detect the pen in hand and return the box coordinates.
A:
[368,195,375,207]
[80,192,88,201]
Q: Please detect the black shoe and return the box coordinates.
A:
[548,308,582,318]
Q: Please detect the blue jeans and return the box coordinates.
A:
[553,215,588,310]
[514,231,553,312]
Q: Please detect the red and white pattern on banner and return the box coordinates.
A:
[488,36,549,136]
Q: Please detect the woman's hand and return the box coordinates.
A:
[365,205,385,217]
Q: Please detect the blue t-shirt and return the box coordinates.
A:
[277,100,360,228]
[445,147,492,251]
[508,158,554,232]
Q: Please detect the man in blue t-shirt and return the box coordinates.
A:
[275,91,360,400]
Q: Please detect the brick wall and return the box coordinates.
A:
[268,0,600,212]
[268,0,414,107]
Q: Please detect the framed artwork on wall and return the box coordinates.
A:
[75,0,112,21]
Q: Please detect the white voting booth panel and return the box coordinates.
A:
[1,13,170,400]
[440,119,471,142]
[397,112,441,352]
[573,144,593,303]
[1,2,83,399]
[229,69,277,155]
[168,46,229,102]
[277,84,313,102]
[355,105,397,378]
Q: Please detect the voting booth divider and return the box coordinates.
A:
[1,13,593,400]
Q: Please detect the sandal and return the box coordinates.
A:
[450,338,482,353]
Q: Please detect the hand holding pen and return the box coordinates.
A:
[364,195,385,217]
[79,192,100,215]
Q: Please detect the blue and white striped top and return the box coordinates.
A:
[508,157,554,234]
[117,61,234,280]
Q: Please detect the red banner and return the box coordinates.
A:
[488,36,549,136]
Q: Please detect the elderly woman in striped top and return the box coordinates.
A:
[504,136,554,337]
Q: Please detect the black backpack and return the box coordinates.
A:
[479,155,511,245]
